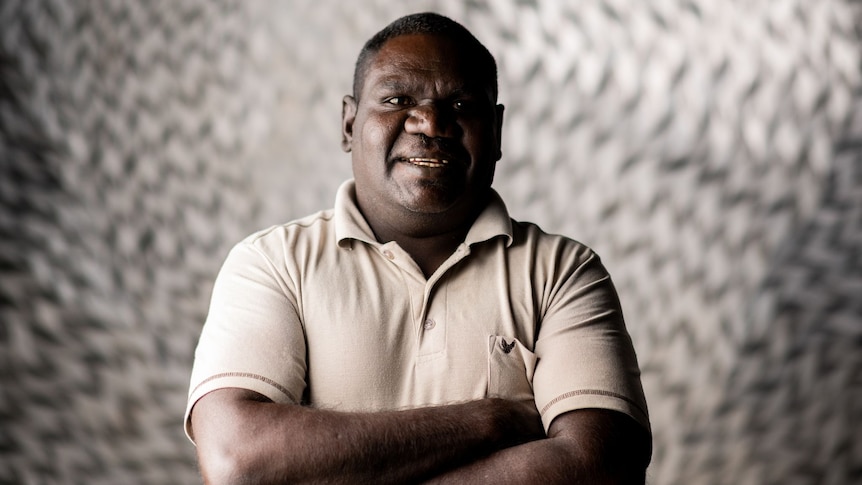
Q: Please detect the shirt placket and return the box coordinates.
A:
[377,242,472,361]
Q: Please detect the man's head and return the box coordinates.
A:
[352,13,498,104]
[341,13,504,240]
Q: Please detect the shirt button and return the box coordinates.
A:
[383,250,394,260]
[423,318,436,330]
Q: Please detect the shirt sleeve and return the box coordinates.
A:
[531,249,650,434]
[184,236,307,442]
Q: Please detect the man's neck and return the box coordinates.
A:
[368,213,474,278]
[398,231,467,278]
[354,188,491,278]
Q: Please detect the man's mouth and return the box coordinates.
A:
[404,157,449,168]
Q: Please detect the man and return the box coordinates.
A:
[186,12,651,484]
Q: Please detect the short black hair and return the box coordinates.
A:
[352,12,498,103]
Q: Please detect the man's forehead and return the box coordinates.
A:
[371,34,455,69]
[366,61,449,86]
[364,35,483,87]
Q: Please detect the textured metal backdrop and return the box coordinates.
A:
[1,1,860,484]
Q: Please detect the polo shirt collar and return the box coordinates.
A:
[334,179,513,248]
[464,189,513,247]
[334,180,378,247]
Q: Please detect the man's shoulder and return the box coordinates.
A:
[236,209,337,254]
[509,219,593,252]
[502,218,602,273]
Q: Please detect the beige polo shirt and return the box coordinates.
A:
[185,180,649,439]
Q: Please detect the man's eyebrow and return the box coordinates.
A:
[371,79,484,97]
[370,77,413,93]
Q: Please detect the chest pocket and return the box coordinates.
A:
[488,336,538,405]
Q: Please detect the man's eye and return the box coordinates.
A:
[453,100,474,111]
[386,97,412,106]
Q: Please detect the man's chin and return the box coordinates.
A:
[396,181,464,213]
[401,198,457,215]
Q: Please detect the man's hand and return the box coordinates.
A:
[191,388,546,485]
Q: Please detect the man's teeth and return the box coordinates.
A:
[407,157,448,167]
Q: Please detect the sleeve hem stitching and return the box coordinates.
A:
[191,371,299,404]
[540,389,648,421]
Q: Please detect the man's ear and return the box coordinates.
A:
[494,104,505,161]
[341,95,357,153]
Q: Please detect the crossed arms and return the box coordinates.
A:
[190,388,651,484]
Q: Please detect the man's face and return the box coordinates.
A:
[342,34,503,236]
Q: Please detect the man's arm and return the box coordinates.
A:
[424,408,652,485]
[190,388,546,485]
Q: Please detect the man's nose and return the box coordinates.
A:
[404,104,456,138]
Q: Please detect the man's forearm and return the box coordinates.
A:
[424,409,651,485]
[191,388,545,485]
[422,435,584,484]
